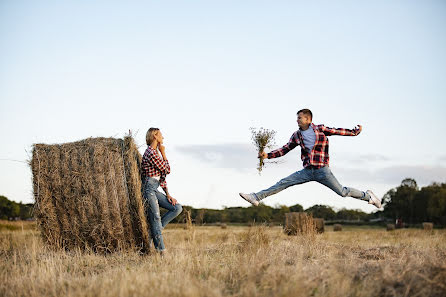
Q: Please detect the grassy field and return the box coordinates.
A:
[1,221,445,297]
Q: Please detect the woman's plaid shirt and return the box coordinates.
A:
[141,146,171,190]
[267,123,361,168]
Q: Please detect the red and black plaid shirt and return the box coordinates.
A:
[141,146,170,190]
[268,123,361,168]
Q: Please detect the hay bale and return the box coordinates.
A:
[220,223,227,229]
[333,224,342,232]
[422,222,433,230]
[386,224,395,231]
[314,218,325,233]
[31,136,151,253]
[283,212,315,236]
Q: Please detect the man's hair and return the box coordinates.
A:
[297,109,313,120]
[146,127,160,145]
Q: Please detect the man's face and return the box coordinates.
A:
[297,113,312,129]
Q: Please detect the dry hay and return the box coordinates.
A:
[183,209,193,230]
[422,222,434,230]
[314,218,325,233]
[283,212,316,236]
[387,224,396,231]
[333,224,342,232]
[31,136,151,253]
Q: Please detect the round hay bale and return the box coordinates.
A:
[220,223,227,229]
[333,224,342,232]
[422,222,433,230]
[314,218,325,233]
[283,212,315,236]
[386,224,395,231]
[31,136,151,253]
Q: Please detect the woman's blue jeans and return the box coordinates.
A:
[255,166,370,201]
[142,177,183,251]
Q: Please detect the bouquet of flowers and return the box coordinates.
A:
[250,127,276,174]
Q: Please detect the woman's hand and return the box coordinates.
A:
[158,144,167,160]
[158,144,166,154]
[167,194,177,205]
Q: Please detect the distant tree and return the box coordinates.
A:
[382,179,446,225]
[305,205,336,220]
[196,209,205,225]
[0,195,28,219]
[335,208,368,221]
[425,183,446,225]
[272,205,290,223]
[382,178,418,223]
[289,203,304,213]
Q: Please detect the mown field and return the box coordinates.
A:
[1,220,445,297]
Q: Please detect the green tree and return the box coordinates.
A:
[289,203,304,213]
[382,178,418,223]
[305,205,336,220]
[335,208,367,221]
[382,179,446,225]
[426,183,446,225]
[0,195,23,219]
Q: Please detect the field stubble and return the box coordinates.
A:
[1,221,445,297]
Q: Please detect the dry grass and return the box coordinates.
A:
[1,225,446,297]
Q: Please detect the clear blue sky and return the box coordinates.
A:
[1,0,445,212]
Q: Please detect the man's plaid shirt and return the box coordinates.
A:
[267,123,361,168]
[141,146,171,190]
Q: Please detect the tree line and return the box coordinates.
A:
[382,178,446,225]
[1,178,445,225]
[0,195,33,220]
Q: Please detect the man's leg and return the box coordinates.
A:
[155,189,183,228]
[255,168,312,201]
[314,166,369,201]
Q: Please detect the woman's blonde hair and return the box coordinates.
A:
[146,127,160,145]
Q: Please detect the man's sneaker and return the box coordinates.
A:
[239,193,259,206]
[367,190,382,208]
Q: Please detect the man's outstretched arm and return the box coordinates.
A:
[259,131,300,159]
[319,124,362,136]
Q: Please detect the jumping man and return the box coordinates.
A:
[239,109,382,208]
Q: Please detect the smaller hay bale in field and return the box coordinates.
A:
[422,222,434,230]
[333,224,342,232]
[283,212,315,236]
[386,224,395,231]
[220,223,227,229]
[314,218,325,233]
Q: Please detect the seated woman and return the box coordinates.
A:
[141,127,183,254]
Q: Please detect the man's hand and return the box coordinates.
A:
[167,194,177,206]
[355,125,362,134]
[258,151,268,159]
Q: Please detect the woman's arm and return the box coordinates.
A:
[149,146,171,174]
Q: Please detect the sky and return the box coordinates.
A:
[1,0,445,213]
